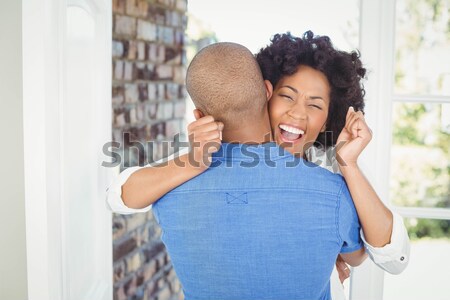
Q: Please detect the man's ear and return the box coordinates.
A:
[264,80,273,101]
[193,109,205,120]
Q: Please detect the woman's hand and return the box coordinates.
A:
[187,109,224,170]
[336,107,372,169]
[336,254,351,284]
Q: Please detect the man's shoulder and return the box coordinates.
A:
[164,156,346,197]
[294,160,346,195]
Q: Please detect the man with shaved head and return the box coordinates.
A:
[107,42,364,300]
[185,42,273,145]
[186,42,268,129]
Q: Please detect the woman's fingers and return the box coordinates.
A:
[348,111,372,140]
[345,110,364,138]
[188,116,224,140]
[190,123,224,144]
[344,107,362,136]
[193,109,203,120]
[186,114,224,169]
[188,115,215,131]
[348,115,362,138]
[196,130,222,141]
[335,258,351,283]
[194,121,224,134]
[344,107,355,129]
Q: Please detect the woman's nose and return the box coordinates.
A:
[287,103,307,120]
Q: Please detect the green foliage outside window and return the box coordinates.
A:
[391,0,449,240]
[391,103,449,240]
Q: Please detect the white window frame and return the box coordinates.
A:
[352,0,450,299]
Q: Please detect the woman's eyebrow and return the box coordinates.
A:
[280,85,298,93]
[280,86,326,101]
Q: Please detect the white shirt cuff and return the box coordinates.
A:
[106,165,152,214]
[361,211,410,274]
[105,148,190,215]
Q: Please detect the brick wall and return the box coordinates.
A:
[111,0,187,299]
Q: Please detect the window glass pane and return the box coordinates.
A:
[394,0,450,96]
[390,102,450,208]
[383,218,450,300]
[187,0,360,53]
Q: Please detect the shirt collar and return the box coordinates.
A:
[212,142,298,162]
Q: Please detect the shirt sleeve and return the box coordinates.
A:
[360,211,410,274]
[309,146,410,273]
[337,180,364,253]
[105,148,190,215]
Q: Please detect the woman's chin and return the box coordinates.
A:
[276,137,304,156]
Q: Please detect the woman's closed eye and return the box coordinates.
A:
[280,94,294,101]
[309,104,322,110]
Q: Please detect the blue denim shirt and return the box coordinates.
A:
[153,142,363,300]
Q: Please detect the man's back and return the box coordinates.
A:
[153,142,362,300]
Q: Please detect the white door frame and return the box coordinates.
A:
[22,0,112,299]
[349,0,397,299]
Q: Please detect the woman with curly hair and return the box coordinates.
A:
[256,31,409,299]
[257,31,365,153]
[107,31,410,299]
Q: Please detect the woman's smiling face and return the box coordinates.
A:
[268,65,330,156]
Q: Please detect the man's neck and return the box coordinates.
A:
[221,119,273,144]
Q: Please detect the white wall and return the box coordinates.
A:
[0,0,28,299]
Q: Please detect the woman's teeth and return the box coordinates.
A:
[279,124,304,135]
[279,125,304,141]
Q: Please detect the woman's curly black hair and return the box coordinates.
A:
[256,31,366,148]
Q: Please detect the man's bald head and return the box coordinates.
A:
[186,42,267,128]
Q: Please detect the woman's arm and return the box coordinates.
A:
[340,248,368,267]
[339,164,393,247]
[332,107,410,274]
[337,164,409,274]
[122,153,205,209]
[336,107,393,246]
[107,112,224,212]
[105,149,188,214]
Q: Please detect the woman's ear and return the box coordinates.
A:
[320,123,327,133]
[264,80,273,101]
